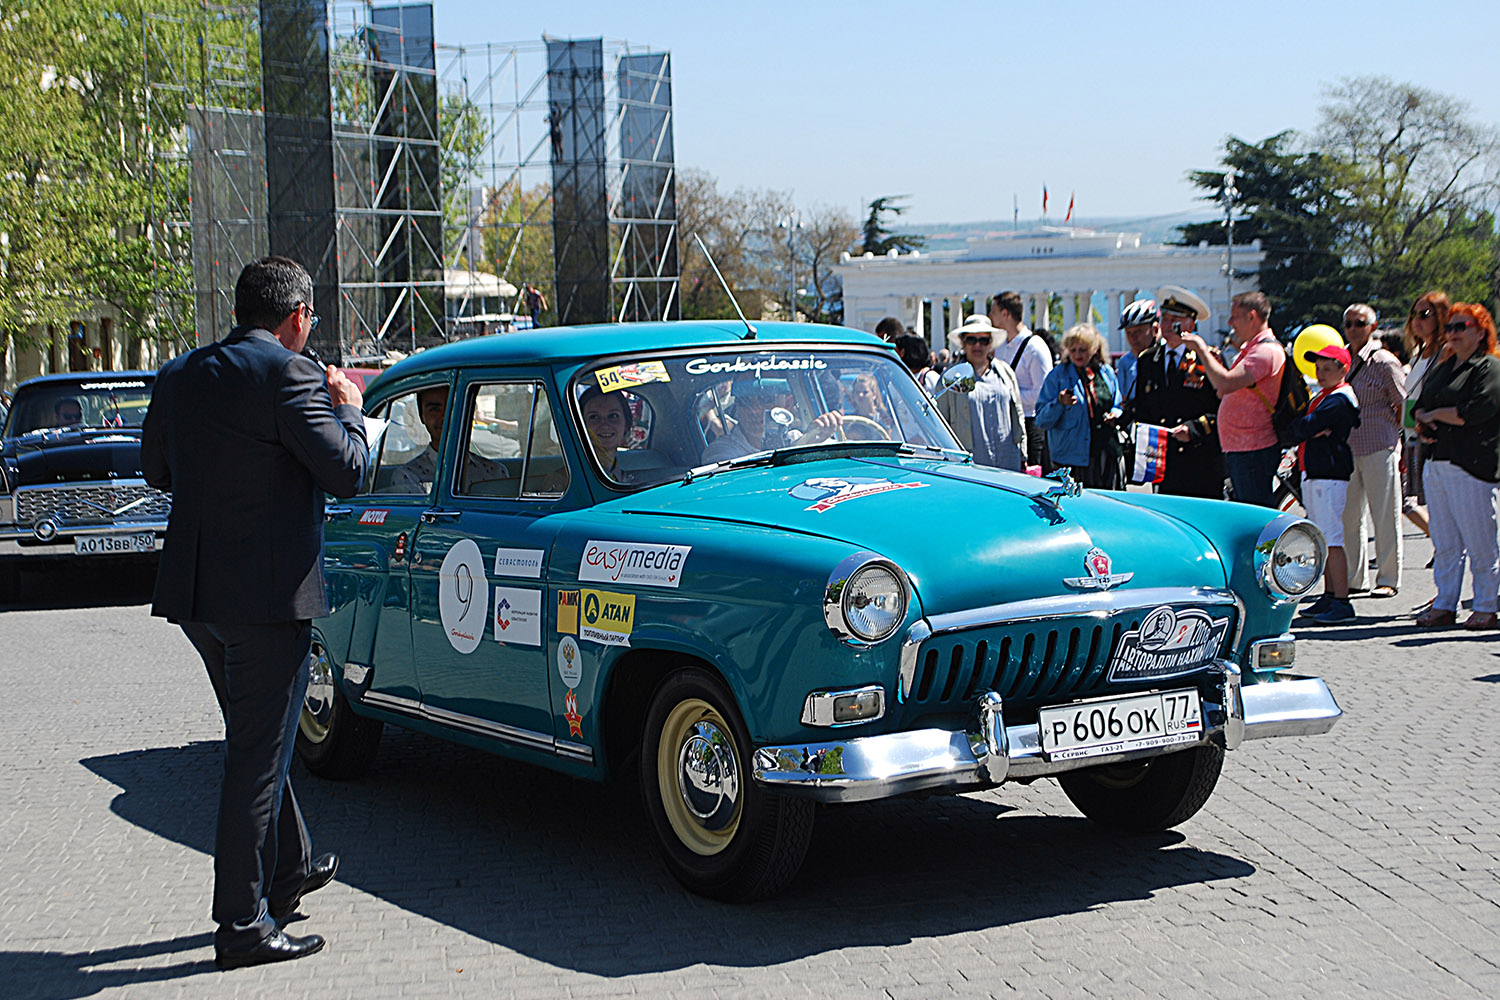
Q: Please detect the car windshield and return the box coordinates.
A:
[571,348,960,487]
[2,378,154,437]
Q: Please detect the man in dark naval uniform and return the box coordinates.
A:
[1132,285,1225,498]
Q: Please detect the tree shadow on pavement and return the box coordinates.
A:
[2,933,217,1000]
[81,732,1254,978]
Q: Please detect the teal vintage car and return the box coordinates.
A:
[297,320,1341,900]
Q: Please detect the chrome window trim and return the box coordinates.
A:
[824,551,909,645]
[800,684,886,727]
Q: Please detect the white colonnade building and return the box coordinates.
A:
[836,227,1264,355]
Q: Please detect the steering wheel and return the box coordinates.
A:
[840,415,891,442]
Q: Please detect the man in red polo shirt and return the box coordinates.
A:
[1181,291,1285,507]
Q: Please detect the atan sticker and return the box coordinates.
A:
[438,538,489,654]
[493,586,542,646]
[579,588,635,647]
[579,540,690,588]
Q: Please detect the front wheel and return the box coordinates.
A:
[295,638,383,779]
[1056,743,1224,831]
[640,668,814,901]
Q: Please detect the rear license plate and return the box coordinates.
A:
[1038,689,1202,761]
[74,533,156,555]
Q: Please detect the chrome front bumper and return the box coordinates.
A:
[751,666,1341,803]
[0,521,167,557]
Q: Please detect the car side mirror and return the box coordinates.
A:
[934,362,976,398]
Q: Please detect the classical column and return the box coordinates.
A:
[1061,294,1076,330]
[930,295,948,355]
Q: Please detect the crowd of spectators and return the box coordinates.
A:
[874,284,1500,629]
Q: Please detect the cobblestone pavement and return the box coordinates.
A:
[2,527,1498,999]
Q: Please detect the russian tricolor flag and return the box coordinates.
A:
[1132,423,1169,485]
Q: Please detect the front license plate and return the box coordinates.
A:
[1038,689,1203,761]
[74,533,155,555]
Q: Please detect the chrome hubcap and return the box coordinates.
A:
[300,641,335,743]
[677,720,740,831]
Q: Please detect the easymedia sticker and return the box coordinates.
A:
[579,540,690,588]
[596,361,670,392]
[493,586,542,647]
[579,588,635,647]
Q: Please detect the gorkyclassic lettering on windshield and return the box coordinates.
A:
[579,540,690,588]
[683,355,828,376]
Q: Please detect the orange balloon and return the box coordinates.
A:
[1292,325,1345,379]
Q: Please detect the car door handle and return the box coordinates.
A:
[421,508,463,524]
[325,506,354,521]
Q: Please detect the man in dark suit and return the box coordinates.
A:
[1132,300,1225,499]
[142,256,369,969]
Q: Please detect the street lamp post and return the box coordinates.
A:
[779,214,800,322]
[1221,170,1239,329]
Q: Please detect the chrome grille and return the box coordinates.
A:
[15,482,171,525]
[900,606,1236,719]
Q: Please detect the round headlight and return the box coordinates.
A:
[1259,519,1326,597]
[825,553,909,643]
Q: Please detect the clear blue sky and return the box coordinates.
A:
[436,0,1500,226]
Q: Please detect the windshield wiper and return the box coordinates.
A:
[897,443,971,463]
[682,449,777,484]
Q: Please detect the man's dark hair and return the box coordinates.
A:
[874,316,905,341]
[992,291,1024,322]
[235,256,313,331]
[1233,290,1272,321]
[893,333,931,372]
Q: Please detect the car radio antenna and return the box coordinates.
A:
[693,233,756,340]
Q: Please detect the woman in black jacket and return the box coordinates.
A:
[1413,302,1500,629]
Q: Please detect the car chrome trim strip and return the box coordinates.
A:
[356,691,567,756]
[917,587,1238,637]
[555,739,595,763]
[751,672,1339,803]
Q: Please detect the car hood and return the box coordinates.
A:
[617,454,1226,613]
[3,431,145,487]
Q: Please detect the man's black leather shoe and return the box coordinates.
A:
[215,930,325,970]
[269,853,338,922]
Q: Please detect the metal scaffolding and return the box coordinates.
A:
[143,4,678,360]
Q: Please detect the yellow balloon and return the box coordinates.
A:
[1292,324,1345,379]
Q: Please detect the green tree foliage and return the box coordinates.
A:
[860,195,924,257]
[479,180,554,320]
[0,0,156,370]
[1317,76,1500,312]
[676,167,790,321]
[1179,133,1349,333]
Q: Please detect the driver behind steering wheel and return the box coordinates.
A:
[700,378,843,463]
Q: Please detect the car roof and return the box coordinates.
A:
[379,321,888,383]
[15,371,155,391]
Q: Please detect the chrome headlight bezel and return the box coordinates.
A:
[1254,514,1327,600]
[824,551,909,644]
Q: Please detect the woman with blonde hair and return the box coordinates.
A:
[1413,302,1500,629]
[1400,292,1449,546]
[1035,324,1124,488]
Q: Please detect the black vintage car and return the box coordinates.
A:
[0,372,169,564]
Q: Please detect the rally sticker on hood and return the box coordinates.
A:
[790,477,929,512]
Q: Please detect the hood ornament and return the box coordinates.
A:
[1063,546,1133,591]
[1040,468,1082,507]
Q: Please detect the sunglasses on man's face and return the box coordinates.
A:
[964,335,991,346]
[1343,319,1371,328]
[1445,320,1478,333]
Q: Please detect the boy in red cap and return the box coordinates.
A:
[1288,343,1362,623]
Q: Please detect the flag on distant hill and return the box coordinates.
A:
[1065,193,1074,223]
[1042,184,1048,215]
[1131,423,1169,485]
